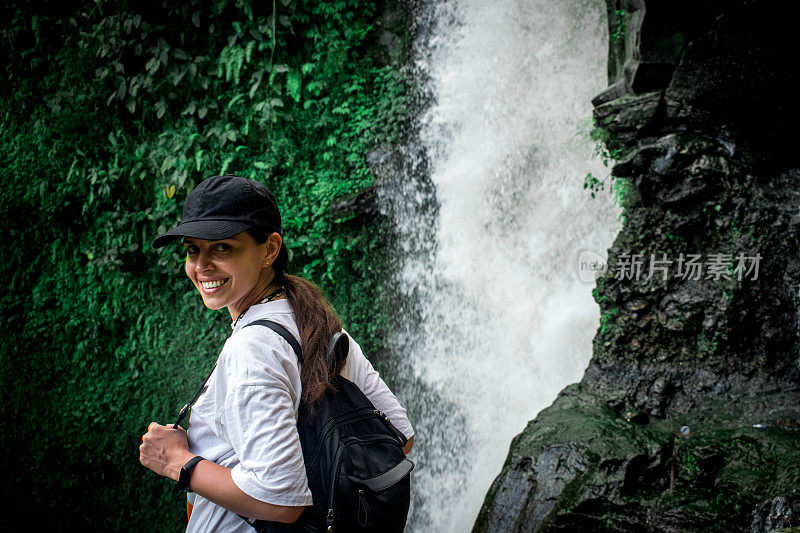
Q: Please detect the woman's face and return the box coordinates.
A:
[183,231,270,317]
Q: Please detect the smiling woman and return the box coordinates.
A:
[141,174,414,532]
[182,232,283,325]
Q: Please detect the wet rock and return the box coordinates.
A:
[749,492,800,533]
[475,1,800,530]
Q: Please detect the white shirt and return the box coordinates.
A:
[185,299,414,532]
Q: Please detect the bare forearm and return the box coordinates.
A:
[187,456,305,523]
[139,423,304,524]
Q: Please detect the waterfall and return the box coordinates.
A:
[381,1,620,530]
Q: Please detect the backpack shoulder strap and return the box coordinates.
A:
[243,319,303,362]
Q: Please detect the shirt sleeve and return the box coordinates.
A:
[341,332,415,441]
[219,333,313,507]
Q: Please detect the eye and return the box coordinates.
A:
[213,243,232,252]
[184,244,199,255]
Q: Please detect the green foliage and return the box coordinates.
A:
[697,330,719,359]
[578,121,628,222]
[599,307,618,335]
[0,0,411,530]
[583,171,603,199]
[609,9,626,45]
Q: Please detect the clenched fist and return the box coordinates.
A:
[139,422,194,481]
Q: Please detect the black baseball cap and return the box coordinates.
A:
[151,175,282,249]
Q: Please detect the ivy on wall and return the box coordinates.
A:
[0,0,411,530]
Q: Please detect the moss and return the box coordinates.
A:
[481,385,800,531]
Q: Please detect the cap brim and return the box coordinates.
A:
[151,220,253,249]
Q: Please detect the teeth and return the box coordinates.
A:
[202,279,225,289]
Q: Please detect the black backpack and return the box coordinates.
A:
[240,319,414,533]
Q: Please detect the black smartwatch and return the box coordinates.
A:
[177,456,205,492]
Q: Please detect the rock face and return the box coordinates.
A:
[474,1,800,531]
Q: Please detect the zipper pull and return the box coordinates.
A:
[375,409,406,445]
[326,508,335,532]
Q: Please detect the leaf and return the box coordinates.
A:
[145,57,158,75]
[249,81,260,99]
[171,68,186,86]
[220,155,234,175]
[165,185,175,198]
[227,94,245,109]
[286,70,302,102]
[160,156,176,173]
[198,106,208,119]
[192,11,200,28]
[172,49,191,61]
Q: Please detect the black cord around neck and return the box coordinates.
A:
[230,285,286,329]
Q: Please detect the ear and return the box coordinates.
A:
[263,232,283,268]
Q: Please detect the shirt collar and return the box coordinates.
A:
[231,299,293,335]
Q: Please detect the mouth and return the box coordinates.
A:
[199,278,229,294]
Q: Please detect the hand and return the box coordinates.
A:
[139,422,194,481]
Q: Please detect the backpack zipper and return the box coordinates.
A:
[325,434,408,531]
[326,443,346,532]
[373,409,408,447]
[306,406,378,467]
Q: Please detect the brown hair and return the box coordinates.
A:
[247,228,343,413]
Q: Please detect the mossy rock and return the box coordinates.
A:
[474,383,800,532]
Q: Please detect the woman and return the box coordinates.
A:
[139,174,414,531]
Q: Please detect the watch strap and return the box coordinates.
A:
[178,455,205,492]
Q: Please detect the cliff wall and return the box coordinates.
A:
[474,1,800,531]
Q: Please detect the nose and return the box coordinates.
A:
[194,248,213,273]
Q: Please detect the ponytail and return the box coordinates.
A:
[281,273,343,409]
[247,228,343,414]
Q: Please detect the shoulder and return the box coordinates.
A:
[340,329,369,368]
[340,328,364,358]
[339,329,381,388]
[220,320,301,388]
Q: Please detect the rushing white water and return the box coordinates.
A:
[382,1,621,531]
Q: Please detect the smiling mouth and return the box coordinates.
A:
[200,278,229,293]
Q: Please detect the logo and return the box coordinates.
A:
[576,249,607,284]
